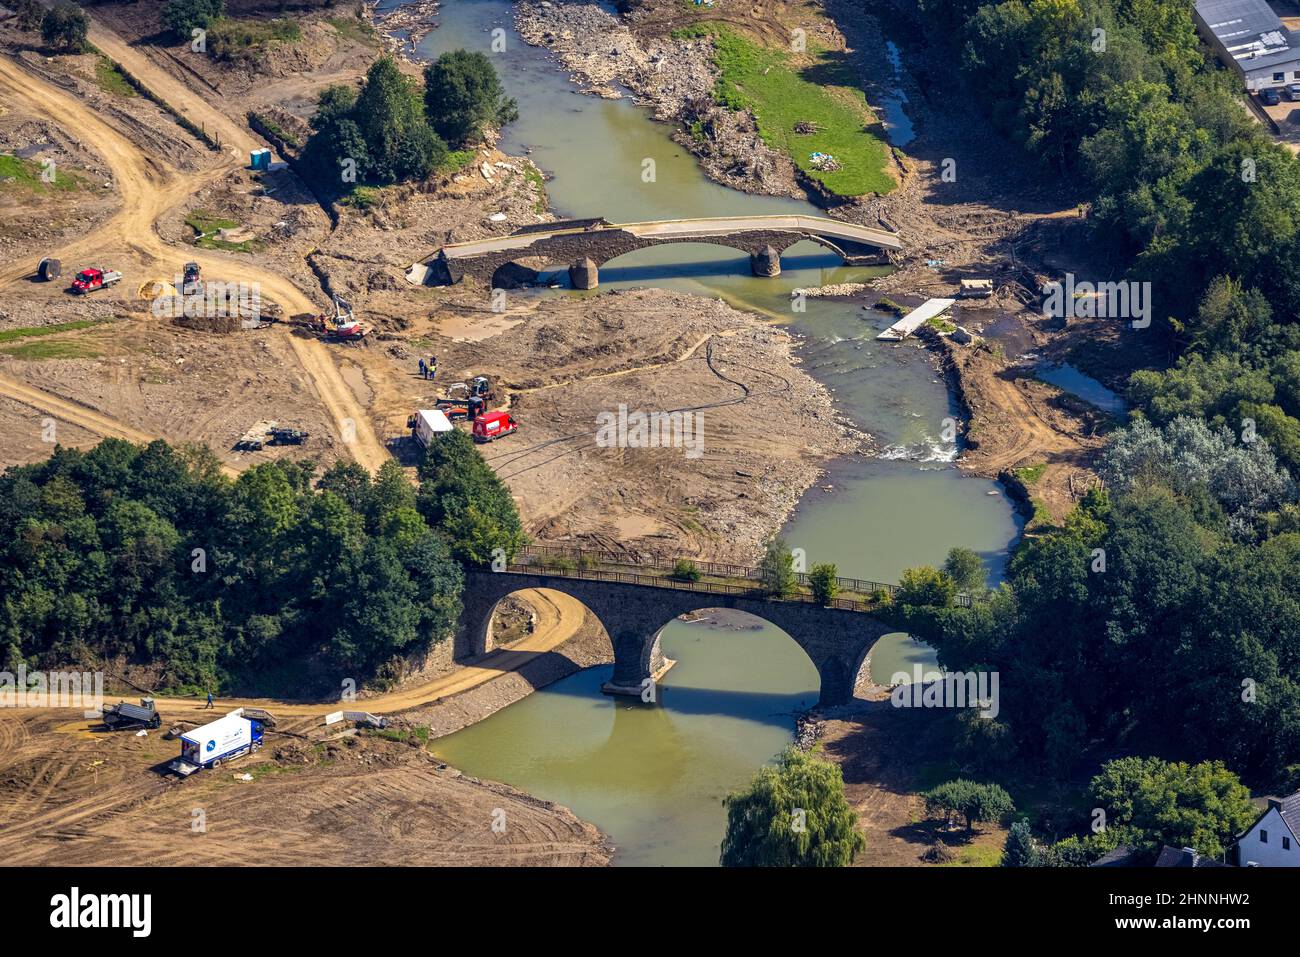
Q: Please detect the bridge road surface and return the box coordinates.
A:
[413,214,903,268]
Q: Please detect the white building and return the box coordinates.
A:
[1232,791,1300,866]
[1195,0,1300,91]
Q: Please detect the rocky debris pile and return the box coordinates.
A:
[791,282,872,299]
[375,0,442,58]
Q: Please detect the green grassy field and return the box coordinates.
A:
[1,340,103,361]
[0,154,86,194]
[674,23,895,197]
[185,210,260,252]
[0,320,108,344]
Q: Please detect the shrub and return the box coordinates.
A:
[809,563,838,605]
[41,2,89,52]
[672,558,701,582]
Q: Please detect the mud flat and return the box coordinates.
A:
[0,708,611,866]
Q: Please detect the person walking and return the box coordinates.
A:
[205,691,214,710]
[428,355,438,380]
[418,358,427,380]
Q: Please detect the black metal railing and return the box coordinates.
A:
[506,543,977,610]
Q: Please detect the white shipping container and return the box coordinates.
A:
[413,409,453,448]
[181,712,251,765]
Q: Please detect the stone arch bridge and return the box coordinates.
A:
[406,215,903,290]
[457,558,908,707]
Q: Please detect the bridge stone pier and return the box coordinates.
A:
[458,570,896,707]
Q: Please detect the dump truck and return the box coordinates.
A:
[167,708,264,777]
[69,267,123,294]
[472,410,517,443]
[102,698,162,731]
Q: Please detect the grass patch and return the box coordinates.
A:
[1013,463,1047,485]
[340,186,382,210]
[523,164,547,214]
[326,15,379,44]
[874,297,906,316]
[94,57,136,97]
[208,17,302,62]
[0,319,107,344]
[441,149,477,174]
[247,111,301,149]
[1,340,102,360]
[185,209,259,252]
[672,23,893,197]
[0,154,86,194]
[925,314,956,333]
[940,840,1005,867]
[372,725,431,747]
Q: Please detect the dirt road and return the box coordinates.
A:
[119,589,590,721]
[0,50,389,471]
[0,370,241,477]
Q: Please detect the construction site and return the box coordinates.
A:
[0,0,1147,879]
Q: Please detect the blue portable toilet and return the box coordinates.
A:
[249,148,272,171]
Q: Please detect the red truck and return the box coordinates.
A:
[472,410,517,443]
[69,267,123,295]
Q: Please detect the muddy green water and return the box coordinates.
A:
[414,0,1020,865]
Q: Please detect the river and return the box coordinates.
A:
[403,0,1020,865]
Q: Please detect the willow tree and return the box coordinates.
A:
[720,748,864,867]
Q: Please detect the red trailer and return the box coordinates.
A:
[472,410,517,443]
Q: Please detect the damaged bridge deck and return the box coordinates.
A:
[405,214,903,288]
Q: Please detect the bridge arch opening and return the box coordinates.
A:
[634,607,821,710]
[472,586,613,665]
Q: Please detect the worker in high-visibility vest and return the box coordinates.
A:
[428,355,438,380]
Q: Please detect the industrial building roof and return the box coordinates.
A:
[1196,0,1300,71]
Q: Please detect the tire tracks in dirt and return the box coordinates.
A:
[0,47,389,472]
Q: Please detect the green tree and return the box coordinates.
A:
[808,563,838,605]
[943,546,987,594]
[720,747,865,866]
[923,778,1014,832]
[161,0,224,39]
[423,49,518,146]
[41,1,89,51]
[757,536,796,598]
[417,429,525,564]
[1001,820,1044,866]
[1089,756,1256,858]
[897,565,956,607]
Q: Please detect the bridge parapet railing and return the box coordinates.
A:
[512,544,975,609]
[502,562,879,613]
